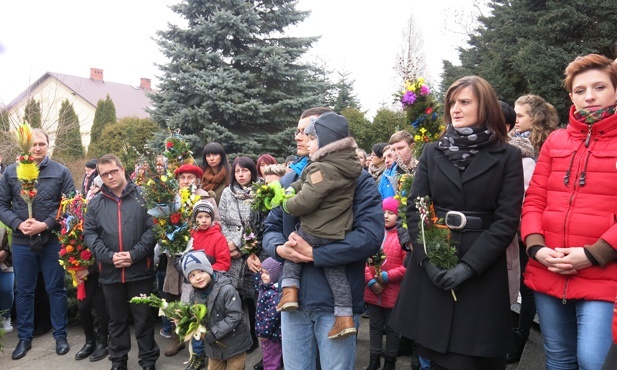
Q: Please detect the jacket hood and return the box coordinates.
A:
[508,137,535,158]
[309,137,361,179]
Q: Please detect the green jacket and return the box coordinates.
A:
[285,137,361,240]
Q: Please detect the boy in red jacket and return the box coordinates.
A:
[189,200,231,273]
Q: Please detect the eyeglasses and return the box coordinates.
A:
[294,129,306,137]
[100,169,121,178]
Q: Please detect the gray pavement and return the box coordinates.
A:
[0,314,544,369]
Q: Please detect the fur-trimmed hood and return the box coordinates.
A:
[508,137,535,158]
[310,136,358,162]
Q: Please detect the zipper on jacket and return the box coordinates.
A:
[562,277,570,304]
[584,124,592,147]
[117,199,125,283]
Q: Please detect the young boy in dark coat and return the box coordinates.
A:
[181,250,252,370]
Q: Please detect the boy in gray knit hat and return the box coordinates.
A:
[278,111,362,339]
[181,250,252,370]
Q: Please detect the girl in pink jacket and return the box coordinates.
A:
[364,197,407,370]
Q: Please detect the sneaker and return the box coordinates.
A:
[159,328,172,339]
[185,354,206,370]
[2,317,13,333]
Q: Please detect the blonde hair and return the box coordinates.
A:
[263,164,287,177]
[515,94,559,153]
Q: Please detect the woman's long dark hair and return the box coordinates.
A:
[201,142,231,184]
[231,156,257,188]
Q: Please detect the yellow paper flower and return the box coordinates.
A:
[16,162,39,182]
[15,122,34,153]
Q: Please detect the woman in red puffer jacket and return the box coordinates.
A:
[364,197,407,370]
[521,53,617,370]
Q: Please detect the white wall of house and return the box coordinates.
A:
[6,76,95,153]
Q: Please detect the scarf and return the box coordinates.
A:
[437,125,494,170]
[515,130,531,139]
[573,105,617,125]
[201,166,228,192]
[230,183,254,201]
[289,156,309,176]
[368,162,386,181]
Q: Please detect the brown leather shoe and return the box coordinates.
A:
[327,316,356,339]
[276,287,299,312]
[164,332,185,357]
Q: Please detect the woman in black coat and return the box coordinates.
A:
[390,76,524,370]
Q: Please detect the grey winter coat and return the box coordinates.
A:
[218,184,253,295]
[0,157,75,245]
[190,272,252,360]
[84,179,156,284]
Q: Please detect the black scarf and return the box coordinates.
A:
[437,125,494,170]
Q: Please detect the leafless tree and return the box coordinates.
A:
[395,11,427,84]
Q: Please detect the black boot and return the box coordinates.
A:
[506,330,529,363]
[89,334,108,362]
[366,353,381,370]
[74,339,96,360]
[382,356,396,370]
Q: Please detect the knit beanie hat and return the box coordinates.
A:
[92,176,104,188]
[383,197,399,214]
[304,112,350,148]
[192,200,215,222]
[181,250,213,280]
[260,257,283,283]
[85,159,98,169]
[174,164,204,180]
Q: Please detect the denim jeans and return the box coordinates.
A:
[0,268,14,320]
[535,292,613,370]
[281,310,359,370]
[191,338,205,356]
[12,242,67,341]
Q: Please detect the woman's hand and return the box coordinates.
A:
[246,253,261,273]
[551,247,593,273]
[0,250,7,262]
[228,241,242,260]
[75,269,89,283]
[535,247,578,275]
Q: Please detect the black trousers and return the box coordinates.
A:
[102,278,159,367]
[77,273,109,340]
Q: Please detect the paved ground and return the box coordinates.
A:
[0,312,544,369]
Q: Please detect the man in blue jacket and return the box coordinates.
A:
[0,129,75,360]
[263,107,384,370]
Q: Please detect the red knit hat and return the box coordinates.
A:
[174,164,204,180]
[382,197,399,214]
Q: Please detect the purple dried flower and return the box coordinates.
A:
[402,91,417,106]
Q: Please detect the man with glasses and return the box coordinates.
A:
[263,108,384,370]
[0,128,75,360]
[84,154,159,370]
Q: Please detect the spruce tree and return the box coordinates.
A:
[331,71,361,113]
[53,99,84,162]
[23,98,42,128]
[441,0,617,122]
[88,95,117,157]
[150,0,329,156]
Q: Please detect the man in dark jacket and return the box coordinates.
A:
[262,108,384,370]
[0,129,75,360]
[84,154,159,370]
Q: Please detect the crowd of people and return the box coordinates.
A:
[0,52,616,370]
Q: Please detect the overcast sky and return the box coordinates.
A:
[0,0,477,118]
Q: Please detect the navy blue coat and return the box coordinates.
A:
[263,167,384,313]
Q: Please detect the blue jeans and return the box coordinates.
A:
[281,310,359,370]
[535,292,613,370]
[12,242,67,341]
[191,338,204,356]
[0,268,14,319]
